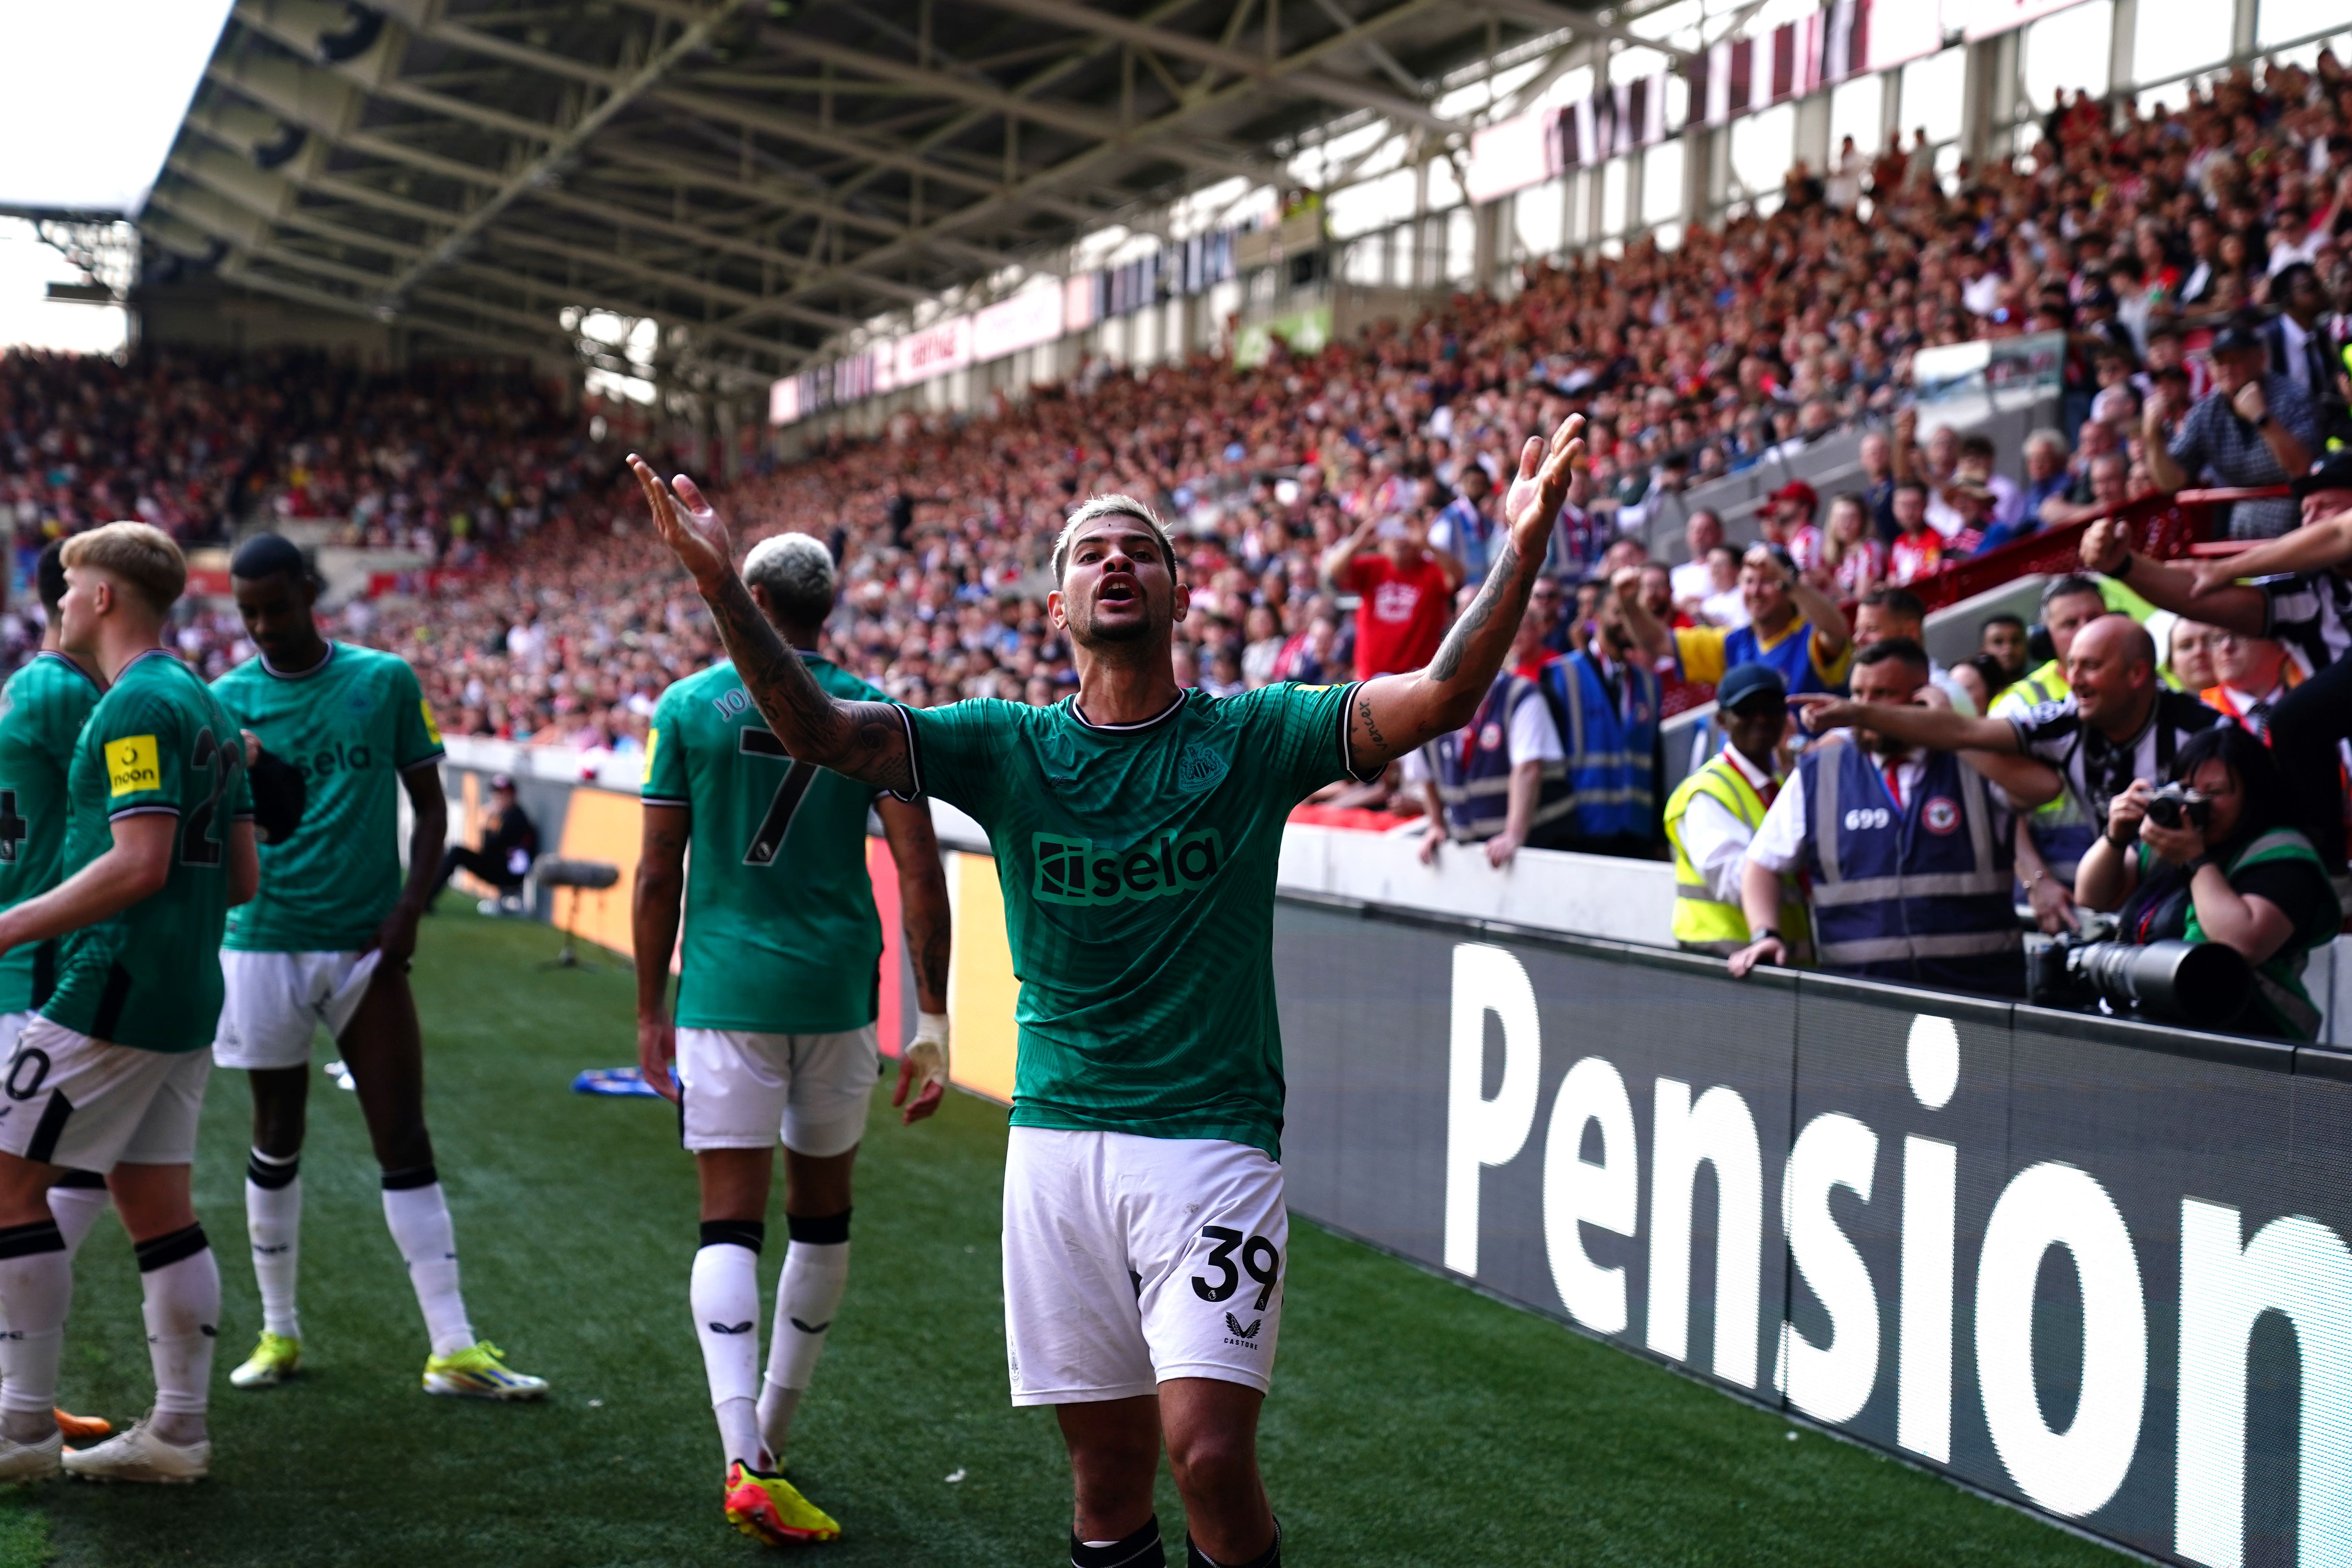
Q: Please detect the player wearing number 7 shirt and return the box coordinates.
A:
[634,532,953,1547]
[630,409,1587,1568]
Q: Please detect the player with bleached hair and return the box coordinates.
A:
[630,409,1584,1568]
[634,529,953,1545]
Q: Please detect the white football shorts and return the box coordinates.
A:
[1002,1127,1288,1406]
[0,1016,211,1172]
[675,1024,878,1159]
[213,949,385,1071]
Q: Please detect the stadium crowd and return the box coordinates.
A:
[0,59,2348,1030]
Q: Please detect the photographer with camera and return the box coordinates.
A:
[2073,726,2343,1039]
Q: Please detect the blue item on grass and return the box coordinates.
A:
[571,1067,661,1098]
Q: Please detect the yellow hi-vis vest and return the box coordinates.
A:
[1663,752,1813,958]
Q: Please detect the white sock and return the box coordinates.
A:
[692,1222,766,1470]
[46,1180,111,1259]
[136,1226,219,1419]
[0,1223,71,1424]
[758,1216,851,1458]
[381,1172,473,1357]
[245,1149,302,1339]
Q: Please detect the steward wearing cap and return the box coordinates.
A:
[1663,663,1811,958]
[1671,542,1854,699]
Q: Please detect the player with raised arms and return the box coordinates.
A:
[629,407,1584,1568]
[207,533,546,1401]
[0,522,254,1483]
[633,530,954,1545]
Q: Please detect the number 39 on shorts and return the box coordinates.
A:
[1190,1225,1282,1312]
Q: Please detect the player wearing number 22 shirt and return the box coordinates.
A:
[634,407,1585,1568]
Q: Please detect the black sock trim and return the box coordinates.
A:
[247,1149,301,1190]
[135,1223,209,1273]
[1074,1518,1165,1568]
[785,1207,851,1245]
[1186,1522,1278,1568]
[699,1218,765,1253]
[379,1163,439,1191]
[52,1169,105,1191]
[0,1220,64,1260]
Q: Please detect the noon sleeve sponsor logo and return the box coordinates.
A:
[1031,828,1226,906]
[419,699,443,745]
[106,735,161,797]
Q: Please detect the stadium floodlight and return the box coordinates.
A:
[0,1,235,215]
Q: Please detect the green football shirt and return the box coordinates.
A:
[213,642,445,953]
[903,682,1364,1159]
[644,656,886,1034]
[45,648,252,1054]
[0,653,103,1015]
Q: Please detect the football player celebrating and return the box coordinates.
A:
[0,523,253,1482]
[631,408,1584,1568]
[635,531,953,1544]
[210,534,544,1400]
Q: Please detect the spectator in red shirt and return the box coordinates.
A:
[1888,480,1945,586]
[1320,508,1466,679]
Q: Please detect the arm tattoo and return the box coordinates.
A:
[915,923,951,1002]
[1428,539,1520,684]
[1354,689,1388,752]
[703,571,916,796]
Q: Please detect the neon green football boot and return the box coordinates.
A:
[724,1459,841,1544]
[421,1342,548,1401]
[229,1332,302,1389]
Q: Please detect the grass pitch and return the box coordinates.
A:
[0,909,2125,1566]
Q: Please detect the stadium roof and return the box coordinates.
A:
[131,0,1668,390]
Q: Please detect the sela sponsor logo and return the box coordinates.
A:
[1175,743,1230,794]
[1443,941,2352,1563]
[1032,828,1225,907]
[105,734,160,798]
[1922,796,1960,835]
[294,739,375,780]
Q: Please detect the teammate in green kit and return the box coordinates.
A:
[0,523,256,1484]
[633,531,954,1546]
[0,543,122,1448]
[209,533,544,1401]
[629,409,1586,1568]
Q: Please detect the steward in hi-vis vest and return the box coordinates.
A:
[1663,662,1809,958]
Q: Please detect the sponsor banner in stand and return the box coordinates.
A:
[1273,898,2352,1568]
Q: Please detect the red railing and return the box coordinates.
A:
[1657,486,2278,716]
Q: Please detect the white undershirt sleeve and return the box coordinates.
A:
[1744,768,1812,873]
[1677,791,1754,904]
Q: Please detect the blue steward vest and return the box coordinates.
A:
[1537,651,1659,845]
[1429,672,1572,842]
[1798,736,2022,995]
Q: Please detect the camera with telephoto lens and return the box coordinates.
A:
[2142,782,2211,832]
[2025,917,2253,1032]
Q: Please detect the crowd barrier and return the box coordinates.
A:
[1275,894,2352,1568]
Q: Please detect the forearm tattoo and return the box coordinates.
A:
[1355,688,1388,751]
[1429,538,1522,684]
[703,571,916,796]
